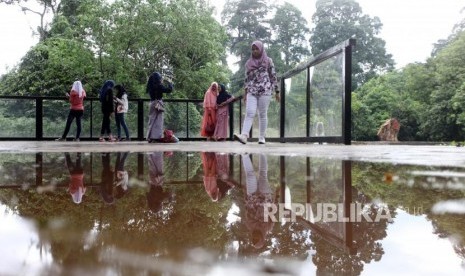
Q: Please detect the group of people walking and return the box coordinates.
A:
[56,40,279,145]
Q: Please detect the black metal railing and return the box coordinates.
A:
[0,96,242,141]
[0,39,355,143]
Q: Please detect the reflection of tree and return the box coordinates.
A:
[5,152,465,274]
[164,151,202,182]
[311,203,396,275]
[0,152,231,271]
[0,153,37,188]
[353,161,465,267]
[428,212,465,262]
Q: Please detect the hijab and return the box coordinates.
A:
[217,83,232,105]
[71,80,85,98]
[203,82,218,108]
[146,72,162,94]
[114,84,126,99]
[245,40,270,74]
[100,80,115,102]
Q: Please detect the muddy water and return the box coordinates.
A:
[0,151,464,275]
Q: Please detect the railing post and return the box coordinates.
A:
[306,68,311,138]
[280,78,285,141]
[229,104,234,140]
[90,100,93,139]
[36,98,43,140]
[138,100,144,141]
[343,39,355,145]
[186,102,189,139]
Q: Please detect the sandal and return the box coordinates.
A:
[99,137,105,142]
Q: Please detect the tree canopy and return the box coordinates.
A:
[310,0,394,89]
[0,0,230,99]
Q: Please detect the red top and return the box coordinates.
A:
[69,90,86,110]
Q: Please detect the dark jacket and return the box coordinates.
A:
[146,72,173,101]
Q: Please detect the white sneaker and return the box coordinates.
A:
[234,133,247,144]
[258,137,266,144]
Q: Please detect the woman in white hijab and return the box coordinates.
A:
[56,80,87,141]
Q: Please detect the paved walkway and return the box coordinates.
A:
[0,141,464,167]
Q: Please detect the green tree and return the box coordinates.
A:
[0,37,97,97]
[310,0,394,89]
[422,31,465,141]
[270,2,310,72]
[222,0,271,93]
[1,0,229,99]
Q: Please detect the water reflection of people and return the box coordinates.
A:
[201,152,218,201]
[242,153,275,249]
[65,152,86,204]
[147,152,171,212]
[215,153,235,200]
[114,152,130,199]
[100,152,115,204]
[201,152,235,201]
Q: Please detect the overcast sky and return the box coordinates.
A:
[0,0,464,75]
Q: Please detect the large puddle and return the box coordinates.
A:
[0,151,464,275]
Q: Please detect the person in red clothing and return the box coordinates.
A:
[65,152,86,204]
[56,80,87,141]
[200,82,219,141]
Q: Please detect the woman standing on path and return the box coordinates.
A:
[56,80,86,141]
[146,72,173,143]
[200,82,219,141]
[213,83,235,141]
[234,41,280,145]
[113,84,130,141]
[99,80,116,142]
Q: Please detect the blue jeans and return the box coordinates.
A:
[115,113,130,139]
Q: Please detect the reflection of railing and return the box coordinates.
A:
[280,157,355,254]
[0,152,204,189]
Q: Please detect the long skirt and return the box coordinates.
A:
[146,101,164,140]
[200,107,217,137]
[213,105,229,139]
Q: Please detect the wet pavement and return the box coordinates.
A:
[0,141,464,166]
[0,141,464,275]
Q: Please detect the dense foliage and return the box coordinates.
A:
[353,30,465,141]
[0,0,230,99]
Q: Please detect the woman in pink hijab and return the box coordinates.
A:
[200,82,219,140]
[234,41,280,145]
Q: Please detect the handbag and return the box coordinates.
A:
[161,129,179,143]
